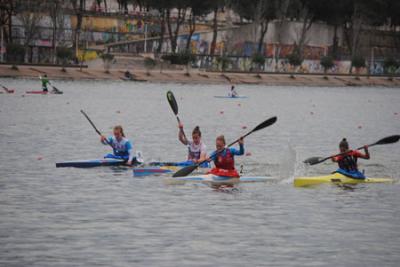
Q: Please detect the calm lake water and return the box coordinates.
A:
[1,78,400,266]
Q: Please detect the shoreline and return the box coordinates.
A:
[1,65,399,87]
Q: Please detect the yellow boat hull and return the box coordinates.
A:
[294,172,393,187]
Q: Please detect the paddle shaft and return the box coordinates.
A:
[80,110,113,148]
[316,140,392,165]
[167,91,187,140]
[0,84,12,93]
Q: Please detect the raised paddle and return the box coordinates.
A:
[172,116,278,177]
[167,90,187,139]
[80,110,113,148]
[304,135,400,166]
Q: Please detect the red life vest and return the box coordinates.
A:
[213,148,235,170]
[334,151,362,172]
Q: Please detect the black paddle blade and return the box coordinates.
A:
[374,135,400,145]
[303,157,324,165]
[167,91,178,115]
[252,116,277,132]
[172,164,198,177]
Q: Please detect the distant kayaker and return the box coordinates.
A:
[208,135,244,177]
[178,124,207,164]
[41,74,50,92]
[229,85,238,97]
[100,125,136,165]
[332,138,370,174]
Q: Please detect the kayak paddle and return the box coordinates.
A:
[80,110,113,148]
[304,135,400,166]
[167,90,187,139]
[172,116,278,177]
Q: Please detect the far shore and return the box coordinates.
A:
[1,64,399,87]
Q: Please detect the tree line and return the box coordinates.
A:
[1,0,399,68]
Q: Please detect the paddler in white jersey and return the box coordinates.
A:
[178,124,208,165]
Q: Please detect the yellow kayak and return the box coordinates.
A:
[294,172,393,187]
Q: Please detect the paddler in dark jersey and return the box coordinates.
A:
[332,138,370,178]
[208,135,244,177]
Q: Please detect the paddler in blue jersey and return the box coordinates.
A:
[208,135,244,177]
[100,125,136,165]
[178,124,208,166]
[41,74,50,92]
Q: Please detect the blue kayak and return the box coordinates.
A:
[149,160,210,167]
[56,158,126,168]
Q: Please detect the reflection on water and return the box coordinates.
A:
[0,78,400,266]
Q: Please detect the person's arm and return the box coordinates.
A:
[356,146,370,159]
[100,135,112,146]
[230,138,244,156]
[178,123,188,145]
[207,151,217,162]
[126,141,134,165]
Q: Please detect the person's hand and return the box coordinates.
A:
[178,122,183,129]
[126,160,132,166]
[238,137,244,145]
[364,145,368,149]
[100,135,107,142]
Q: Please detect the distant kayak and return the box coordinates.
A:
[165,174,273,184]
[294,172,393,187]
[56,158,126,168]
[214,95,247,99]
[26,90,63,95]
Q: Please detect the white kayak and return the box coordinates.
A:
[164,174,274,185]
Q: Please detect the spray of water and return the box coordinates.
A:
[278,142,297,184]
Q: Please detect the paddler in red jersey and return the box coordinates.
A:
[208,135,244,177]
[332,138,370,178]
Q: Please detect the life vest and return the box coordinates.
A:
[336,151,360,172]
[213,148,235,170]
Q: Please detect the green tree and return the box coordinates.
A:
[320,56,334,78]
[252,53,266,72]
[216,55,232,72]
[351,54,366,79]
[101,53,115,73]
[383,57,399,80]
[6,43,24,69]
[144,57,156,75]
[56,47,73,72]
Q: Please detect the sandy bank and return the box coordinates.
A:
[1,65,399,87]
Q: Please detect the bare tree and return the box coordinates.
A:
[18,5,43,63]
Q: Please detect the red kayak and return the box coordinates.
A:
[1,86,15,93]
